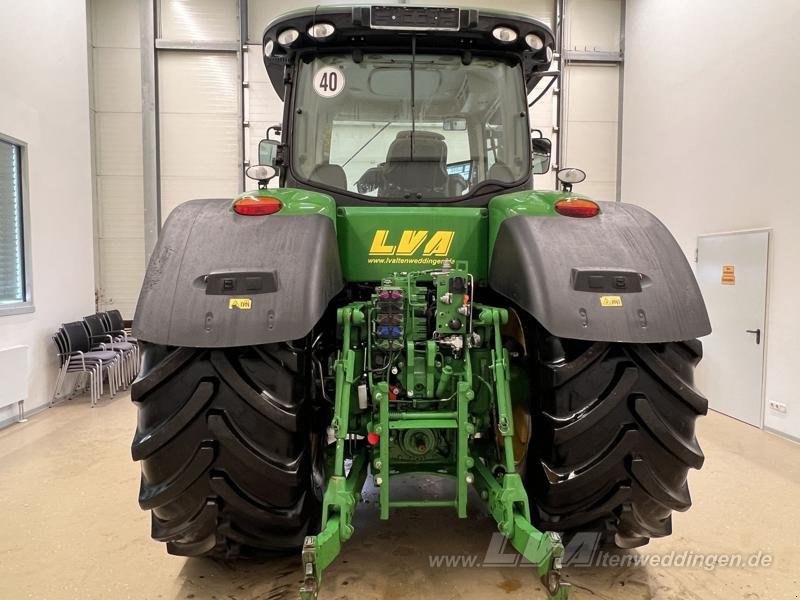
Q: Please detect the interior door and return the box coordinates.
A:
[696,230,769,427]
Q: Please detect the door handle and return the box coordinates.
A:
[746,328,761,344]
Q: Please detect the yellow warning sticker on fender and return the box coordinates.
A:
[600,295,623,307]
[228,298,252,310]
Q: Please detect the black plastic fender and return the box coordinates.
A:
[489,201,711,343]
[133,199,343,347]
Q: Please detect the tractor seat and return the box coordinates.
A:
[381,130,449,198]
[309,162,347,190]
[488,161,516,183]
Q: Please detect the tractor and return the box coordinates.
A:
[131,6,710,600]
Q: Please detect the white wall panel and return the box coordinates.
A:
[159,51,240,221]
[248,83,283,124]
[160,114,240,178]
[159,52,239,113]
[92,48,142,112]
[161,176,240,217]
[566,65,620,122]
[245,45,282,168]
[0,0,94,419]
[529,76,557,190]
[566,0,621,52]
[91,0,140,48]
[160,0,239,41]
[94,112,144,176]
[97,238,146,317]
[571,181,616,203]
[90,0,144,318]
[246,45,269,84]
[563,64,619,201]
[96,176,145,238]
[564,121,617,182]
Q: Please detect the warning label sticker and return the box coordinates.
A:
[600,295,623,308]
[721,265,736,285]
[228,298,252,310]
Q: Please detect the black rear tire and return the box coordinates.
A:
[524,334,707,548]
[131,342,323,558]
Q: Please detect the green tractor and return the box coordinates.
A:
[131,6,710,600]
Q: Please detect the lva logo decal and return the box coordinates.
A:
[369,230,455,256]
[367,230,456,265]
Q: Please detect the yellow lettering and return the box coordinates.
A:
[422,231,455,256]
[369,230,395,255]
[396,230,429,256]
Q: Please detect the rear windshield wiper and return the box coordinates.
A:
[342,121,394,168]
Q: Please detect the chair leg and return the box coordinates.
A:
[95,366,101,406]
[123,353,130,388]
[51,362,68,405]
[115,360,121,394]
[89,367,96,407]
[76,371,87,396]
[108,363,115,399]
[73,371,82,395]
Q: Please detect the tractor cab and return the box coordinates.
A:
[254,5,555,205]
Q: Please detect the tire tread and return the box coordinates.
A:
[528,338,707,547]
[131,343,319,558]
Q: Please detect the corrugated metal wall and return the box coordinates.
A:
[562,0,623,201]
[158,51,241,220]
[90,0,145,318]
[158,0,242,221]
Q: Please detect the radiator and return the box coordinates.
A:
[0,345,27,422]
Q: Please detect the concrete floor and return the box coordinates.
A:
[0,394,798,600]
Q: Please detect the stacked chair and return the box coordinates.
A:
[83,314,139,385]
[52,311,140,407]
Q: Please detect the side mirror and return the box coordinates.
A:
[531,134,552,175]
[258,139,280,166]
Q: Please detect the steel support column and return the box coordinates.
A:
[140,0,160,261]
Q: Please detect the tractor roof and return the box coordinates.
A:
[261,5,554,99]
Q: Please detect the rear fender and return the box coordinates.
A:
[489,200,711,343]
[133,194,342,347]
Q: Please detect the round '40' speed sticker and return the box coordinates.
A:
[313,66,345,98]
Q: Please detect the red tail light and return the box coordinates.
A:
[554,198,600,218]
[233,195,282,216]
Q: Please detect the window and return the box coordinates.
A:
[0,136,31,314]
[292,54,530,201]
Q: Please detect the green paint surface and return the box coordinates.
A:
[336,206,489,282]
[236,187,599,282]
